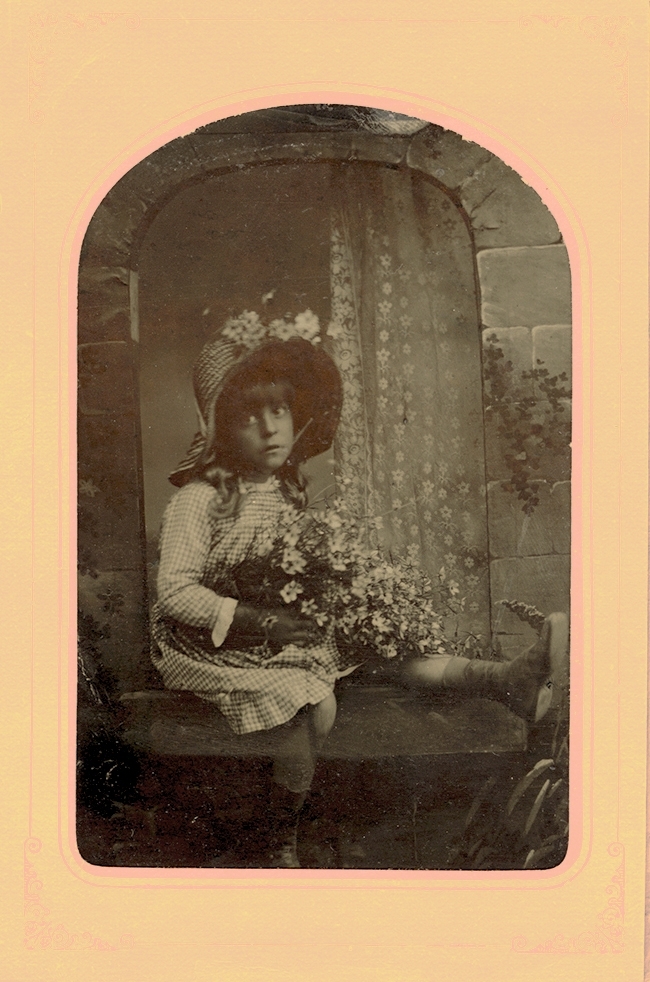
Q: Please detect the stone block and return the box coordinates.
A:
[548,481,571,553]
[483,416,511,483]
[77,265,131,344]
[483,399,571,487]
[189,130,409,171]
[477,245,572,328]
[533,398,572,484]
[532,324,572,382]
[78,569,151,693]
[198,108,322,133]
[82,192,147,267]
[118,136,206,210]
[488,481,571,559]
[78,413,143,573]
[490,555,571,612]
[460,156,561,249]
[489,555,570,658]
[482,326,533,377]
[78,342,136,415]
[496,630,539,662]
[197,108,429,136]
[407,127,493,190]
[81,137,209,266]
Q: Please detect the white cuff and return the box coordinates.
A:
[211,597,239,648]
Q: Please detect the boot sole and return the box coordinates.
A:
[534,612,570,722]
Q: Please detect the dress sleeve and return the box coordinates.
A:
[156,483,238,642]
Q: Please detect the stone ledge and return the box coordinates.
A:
[121,686,527,760]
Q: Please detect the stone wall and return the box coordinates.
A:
[78,267,151,691]
[478,254,571,655]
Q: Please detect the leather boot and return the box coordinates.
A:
[441,613,569,722]
[266,783,307,868]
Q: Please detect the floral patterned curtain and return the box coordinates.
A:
[326,164,491,644]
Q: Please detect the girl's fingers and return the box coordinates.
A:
[274,624,320,644]
[283,628,314,642]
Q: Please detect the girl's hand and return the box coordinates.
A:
[228,603,318,646]
[261,609,318,645]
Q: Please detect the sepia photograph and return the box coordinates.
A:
[76,104,571,872]
[3,0,648,973]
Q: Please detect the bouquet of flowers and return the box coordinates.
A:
[229,494,454,660]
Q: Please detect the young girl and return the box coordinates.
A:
[150,322,357,867]
[151,314,568,868]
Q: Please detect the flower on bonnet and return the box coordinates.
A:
[326,320,345,340]
[222,308,322,349]
[222,310,266,348]
[267,318,297,341]
[292,310,321,343]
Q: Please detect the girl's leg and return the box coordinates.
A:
[266,781,307,868]
[266,694,337,868]
[400,613,569,724]
[207,696,337,868]
[308,692,337,750]
[271,711,316,793]
[264,712,314,869]
[270,693,336,791]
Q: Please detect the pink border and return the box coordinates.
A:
[61,85,590,890]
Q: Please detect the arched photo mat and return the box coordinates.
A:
[75,103,574,875]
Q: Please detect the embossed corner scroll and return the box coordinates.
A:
[23,838,135,951]
[512,843,625,954]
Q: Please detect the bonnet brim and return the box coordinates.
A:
[168,337,342,487]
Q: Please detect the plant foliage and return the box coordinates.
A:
[482,335,571,515]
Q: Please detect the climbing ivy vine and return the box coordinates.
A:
[482,334,571,515]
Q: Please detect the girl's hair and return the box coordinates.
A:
[183,374,308,517]
[199,460,308,518]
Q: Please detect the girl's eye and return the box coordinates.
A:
[233,411,259,427]
[236,402,290,427]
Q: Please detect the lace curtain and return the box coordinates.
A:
[326,165,491,643]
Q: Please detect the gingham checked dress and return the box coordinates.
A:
[151,477,355,734]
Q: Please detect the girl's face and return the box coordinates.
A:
[225,381,295,481]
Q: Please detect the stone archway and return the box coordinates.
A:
[78,107,571,692]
